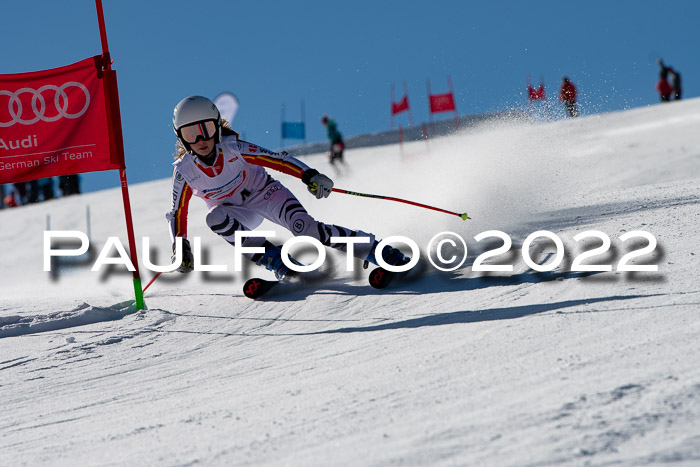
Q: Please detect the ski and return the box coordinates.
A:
[368,267,394,289]
[368,261,424,289]
[243,277,280,299]
[242,270,323,300]
[244,265,420,299]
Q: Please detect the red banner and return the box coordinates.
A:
[528,84,546,101]
[391,95,410,115]
[0,56,120,184]
[429,92,456,114]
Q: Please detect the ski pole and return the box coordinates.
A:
[142,271,163,294]
[332,188,470,220]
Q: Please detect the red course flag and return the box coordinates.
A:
[429,92,456,114]
[391,95,410,115]
[528,84,546,101]
[0,56,120,184]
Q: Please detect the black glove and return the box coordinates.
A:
[172,237,194,273]
[301,169,334,199]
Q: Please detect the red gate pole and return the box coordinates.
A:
[426,78,434,136]
[404,81,414,127]
[95,0,145,310]
[448,75,459,131]
[390,82,395,130]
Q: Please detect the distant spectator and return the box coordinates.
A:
[59,175,81,196]
[321,114,348,176]
[658,59,682,100]
[0,179,55,207]
[3,191,18,208]
[559,76,578,118]
[656,70,673,102]
[13,182,28,204]
[27,180,40,204]
[38,178,55,201]
[669,69,682,100]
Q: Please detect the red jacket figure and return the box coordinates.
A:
[528,84,545,101]
[559,77,578,117]
[656,74,673,102]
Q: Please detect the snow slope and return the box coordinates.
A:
[1,99,699,466]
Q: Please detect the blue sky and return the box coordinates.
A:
[1,0,698,193]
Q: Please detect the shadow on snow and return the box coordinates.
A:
[310,294,652,334]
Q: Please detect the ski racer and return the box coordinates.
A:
[321,114,347,175]
[658,59,682,100]
[656,71,673,102]
[167,96,408,279]
[559,77,578,118]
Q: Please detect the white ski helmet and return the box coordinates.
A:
[173,96,222,150]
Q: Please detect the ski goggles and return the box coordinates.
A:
[178,120,218,144]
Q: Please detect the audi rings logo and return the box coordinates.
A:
[0,82,90,127]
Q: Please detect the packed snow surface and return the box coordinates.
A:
[1,100,699,465]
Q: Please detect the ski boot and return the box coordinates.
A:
[252,241,308,281]
[364,241,411,269]
[364,241,412,289]
[243,243,306,299]
[253,243,292,280]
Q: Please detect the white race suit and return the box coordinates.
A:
[166,134,376,263]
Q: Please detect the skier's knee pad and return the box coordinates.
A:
[206,206,229,231]
[287,211,318,237]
